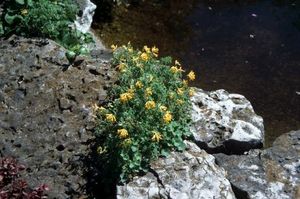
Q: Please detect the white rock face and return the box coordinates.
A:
[75,0,97,33]
[117,141,236,199]
[190,88,264,153]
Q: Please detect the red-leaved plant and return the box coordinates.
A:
[0,157,49,199]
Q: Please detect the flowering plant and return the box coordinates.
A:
[95,44,196,182]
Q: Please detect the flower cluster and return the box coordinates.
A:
[95,44,195,182]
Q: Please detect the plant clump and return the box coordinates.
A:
[0,0,94,60]
[0,157,49,198]
[94,44,196,182]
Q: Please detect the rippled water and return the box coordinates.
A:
[93,0,300,146]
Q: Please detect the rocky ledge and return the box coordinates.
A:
[0,36,116,198]
[190,88,264,154]
[117,141,236,199]
[214,130,300,199]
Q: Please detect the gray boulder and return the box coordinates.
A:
[214,130,300,199]
[0,36,116,198]
[117,141,236,199]
[190,88,264,154]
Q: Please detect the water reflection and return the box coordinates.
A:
[93,0,300,146]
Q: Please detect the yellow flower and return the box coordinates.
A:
[182,80,188,86]
[170,66,179,73]
[177,87,184,95]
[176,99,184,105]
[143,45,151,53]
[187,70,196,81]
[135,81,143,89]
[145,101,156,110]
[159,105,167,112]
[151,46,159,57]
[148,75,154,82]
[122,138,132,147]
[117,63,126,72]
[175,60,181,66]
[117,129,129,139]
[189,88,195,97]
[127,87,135,94]
[21,9,28,16]
[105,114,116,123]
[163,111,172,123]
[140,52,149,61]
[145,87,152,96]
[120,92,134,103]
[151,131,162,142]
[170,66,184,73]
[92,103,106,113]
[97,146,107,154]
[111,44,118,51]
[169,92,175,99]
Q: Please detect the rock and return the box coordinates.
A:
[190,88,264,154]
[75,0,97,34]
[117,141,236,199]
[214,130,300,199]
[0,36,116,198]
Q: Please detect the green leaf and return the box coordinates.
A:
[27,0,33,6]
[5,14,16,25]
[65,50,76,61]
[15,0,25,5]
[130,146,138,152]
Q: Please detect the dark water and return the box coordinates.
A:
[93,0,300,146]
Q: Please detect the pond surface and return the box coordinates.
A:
[93,0,300,146]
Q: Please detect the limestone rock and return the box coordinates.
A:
[214,130,300,199]
[117,141,236,199]
[0,36,116,198]
[190,88,264,154]
[75,0,97,33]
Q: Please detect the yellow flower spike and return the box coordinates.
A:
[151,46,159,57]
[183,80,188,86]
[151,131,162,142]
[145,87,153,96]
[143,46,151,53]
[145,101,156,110]
[122,138,132,147]
[175,60,181,66]
[163,111,172,123]
[187,70,196,81]
[135,81,143,89]
[169,92,175,99]
[21,9,28,16]
[189,88,196,97]
[97,146,107,154]
[117,63,126,71]
[159,105,167,112]
[176,99,184,105]
[111,44,118,51]
[127,88,135,94]
[117,129,129,139]
[92,103,106,113]
[120,92,134,103]
[177,87,184,95]
[170,66,179,73]
[140,52,149,61]
[105,114,116,123]
[178,67,185,72]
